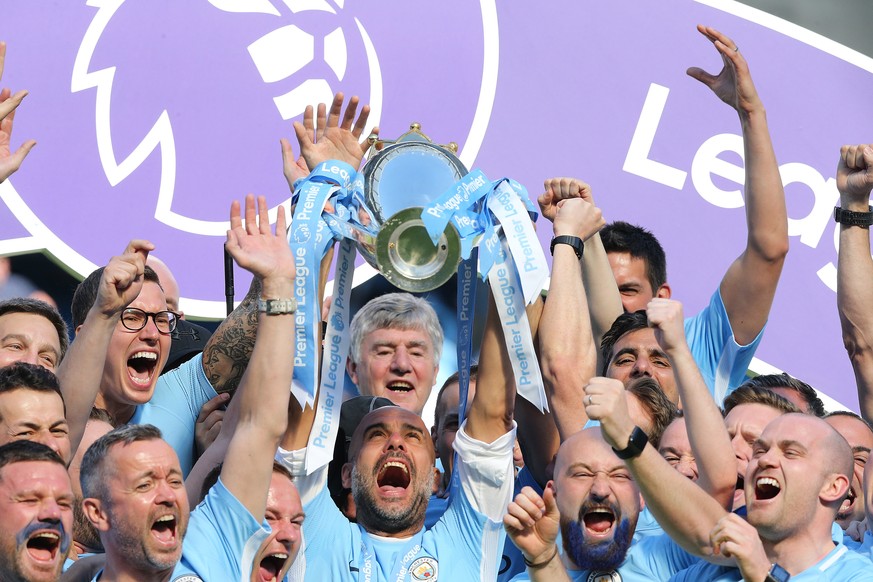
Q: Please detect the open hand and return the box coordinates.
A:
[292,92,375,171]
[686,25,763,115]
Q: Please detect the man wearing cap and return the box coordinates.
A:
[278,281,518,580]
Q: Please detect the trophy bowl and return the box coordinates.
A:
[359,124,469,292]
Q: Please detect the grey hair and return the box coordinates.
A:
[348,293,443,365]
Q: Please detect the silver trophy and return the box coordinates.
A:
[356,123,469,292]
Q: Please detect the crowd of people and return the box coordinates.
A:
[1,22,873,582]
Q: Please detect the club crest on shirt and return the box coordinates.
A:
[172,576,204,582]
[410,556,438,580]
[587,571,621,582]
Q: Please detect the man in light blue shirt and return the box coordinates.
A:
[503,428,697,581]
[78,194,306,582]
[60,234,265,476]
[588,377,873,579]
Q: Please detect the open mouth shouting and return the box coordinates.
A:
[150,513,180,549]
[839,486,858,519]
[127,351,159,389]
[754,476,782,502]
[257,551,290,582]
[24,528,64,566]
[579,502,620,540]
[376,457,412,498]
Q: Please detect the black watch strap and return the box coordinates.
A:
[834,205,873,228]
[550,235,584,260]
[612,426,648,459]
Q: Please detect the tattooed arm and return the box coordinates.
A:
[200,277,260,395]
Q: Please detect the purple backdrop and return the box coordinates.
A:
[2,0,872,409]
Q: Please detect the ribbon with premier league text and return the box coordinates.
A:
[487,237,548,411]
[306,238,357,474]
[289,161,356,407]
[448,249,478,495]
[421,172,550,412]
[421,169,492,249]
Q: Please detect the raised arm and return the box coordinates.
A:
[58,240,153,456]
[513,296,561,488]
[688,25,788,345]
[464,288,516,443]
[647,298,736,509]
[836,144,873,422]
[583,376,732,561]
[200,92,373,395]
[540,178,623,368]
[220,195,297,517]
[0,42,36,183]
[538,195,605,441]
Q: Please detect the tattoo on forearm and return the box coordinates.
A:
[202,278,261,394]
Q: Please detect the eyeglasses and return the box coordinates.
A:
[120,308,179,335]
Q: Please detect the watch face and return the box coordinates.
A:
[768,564,790,582]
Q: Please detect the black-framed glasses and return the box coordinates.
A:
[120,308,179,335]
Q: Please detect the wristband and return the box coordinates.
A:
[523,545,558,569]
[258,298,297,315]
[834,206,873,229]
[550,235,584,260]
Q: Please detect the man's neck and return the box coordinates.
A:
[72,540,102,558]
[100,553,174,582]
[359,515,424,539]
[763,526,837,575]
[94,392,135,425]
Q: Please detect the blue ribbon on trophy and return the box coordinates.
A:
[421,172,550,413]
[294,123,551,472]
[307,238,357,473]
[289,161,356,408]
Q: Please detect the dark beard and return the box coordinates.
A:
[351,464,430,535]
[74,497,104,553]
[563,517,633,572]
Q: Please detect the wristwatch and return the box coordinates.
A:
[550,235,584,260]
[765,563,790,582]
[612,426,648,459]
[834,205,873,228]
[257,298,297,315]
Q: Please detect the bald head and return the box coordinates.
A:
[767,414,853,481]
[555,428,620,479]
[348,406,434,463]
[146,256,181,314]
